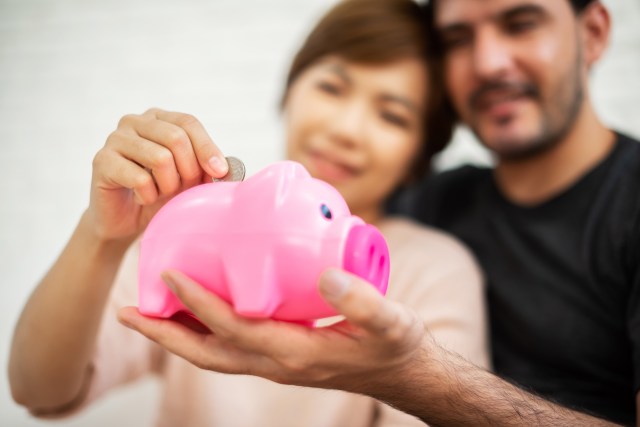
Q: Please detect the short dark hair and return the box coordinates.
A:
[424,0,598,16]
[569,0,598,13]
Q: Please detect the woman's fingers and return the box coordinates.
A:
[132,116,203,189]
[109,133,181,198]
[93,149,158,205]
[88,108,227,241]
[147,109,228,179]
[107,108,229,200]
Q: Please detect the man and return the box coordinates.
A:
[396,0,639,424]
[117,0,639,425]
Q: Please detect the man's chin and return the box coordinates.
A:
[489,138,558,161]
[476,128,557,161]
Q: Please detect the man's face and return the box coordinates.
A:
[435,0,587,159]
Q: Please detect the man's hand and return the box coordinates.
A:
[118,268,623,427]
[117,268,425,391]
[87,108,228,243]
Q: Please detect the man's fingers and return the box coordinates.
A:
[117,306,253,375]
[319,269,410,341]
[117,306,199,347]
[160,270,259,344]
[160,270,314,358]
[149,109,228,179]
[160,269,301,352]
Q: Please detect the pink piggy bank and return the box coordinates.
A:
[138,161,390,322]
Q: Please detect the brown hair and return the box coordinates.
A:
[281,0,455,182]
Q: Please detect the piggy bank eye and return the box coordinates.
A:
[320,204,332,220]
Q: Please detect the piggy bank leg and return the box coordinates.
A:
[139,240,223,318]
[138,276,185,318]
[225,254,282,319]
[138,239,185,317]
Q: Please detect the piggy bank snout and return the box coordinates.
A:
[342,224,390,295]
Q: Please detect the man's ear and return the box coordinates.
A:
[579,2,611,69]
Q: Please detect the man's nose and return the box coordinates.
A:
[472,28,515,80]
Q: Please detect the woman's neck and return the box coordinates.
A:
[352,205,384,227]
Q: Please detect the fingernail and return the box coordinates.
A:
[117,310,134,328]
[208,156,228,177]
[320,269,351,299]
[161,271,178,292]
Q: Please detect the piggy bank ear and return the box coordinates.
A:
[239,161,311,202]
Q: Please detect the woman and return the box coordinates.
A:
[9,1,488,426]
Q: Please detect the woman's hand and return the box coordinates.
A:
[8,108,228,411]
[117,268,426,392]
[87,108,229,242]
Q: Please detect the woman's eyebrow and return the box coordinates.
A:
[321,62,419,113]
[380,93,419,113]
[324,63,352,84]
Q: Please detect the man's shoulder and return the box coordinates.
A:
[610,131,640,210]
[618,131,640,164]
[616,131,640,146]
[612,131,640,163]
[602,131,640,189]
[419,164,493,213]
[426,164,492,194]
[390,164,493,224]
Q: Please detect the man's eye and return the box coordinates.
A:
[440,34,472,51]
[381,111,409,128]
[317,81,341,95]
[506,19,538,34]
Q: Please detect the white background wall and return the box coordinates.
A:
[1,1,638,426]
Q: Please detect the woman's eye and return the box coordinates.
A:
[381,111,410,129]
[317,81,342,95]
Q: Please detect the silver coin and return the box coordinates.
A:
[213,156,246,182]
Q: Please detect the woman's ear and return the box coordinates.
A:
[579,2,611,70]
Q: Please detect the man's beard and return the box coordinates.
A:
[468,52,584,162]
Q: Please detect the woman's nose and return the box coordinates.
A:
[328,99,368,147]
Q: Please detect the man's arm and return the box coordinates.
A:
[377,342,620,427]
[118,268,622,427]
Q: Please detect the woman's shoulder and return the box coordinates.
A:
[379,215,477,264]
[379,215,484,297]
[379,217,489,368]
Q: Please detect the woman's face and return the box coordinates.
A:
[284,56,428,222]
